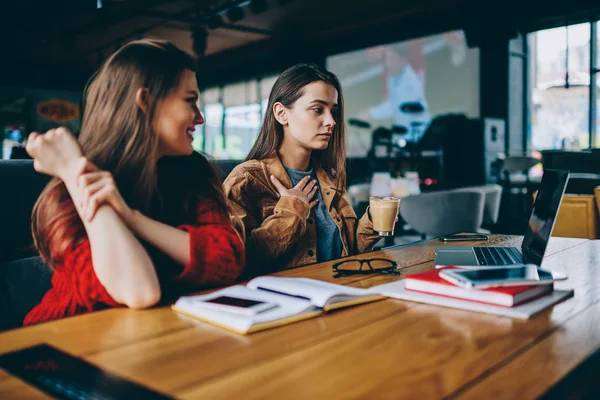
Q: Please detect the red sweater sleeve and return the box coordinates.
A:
[173,199,245,287]
[24,240,119,326]
[65,240,120,307]
[24,199,245,326]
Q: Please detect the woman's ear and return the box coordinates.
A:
[135,88,150,114]
[273,102,288,126]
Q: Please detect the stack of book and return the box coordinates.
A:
[371,267,574,319]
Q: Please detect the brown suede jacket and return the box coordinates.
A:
[223,153,381,273]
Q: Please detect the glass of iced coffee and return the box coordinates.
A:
[368,196,401,236]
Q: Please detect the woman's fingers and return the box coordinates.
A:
[309,198,319,209]
[294,175,312,190]
[272,175,319,206]
[55,127,70,136]
[80,177,111,210]
[25,132,40,157]
[85,185,113,222]
[303,181,319,203]
[78,170,130,222]
[26,133,47,173]
[26,132,39,147]
[303,179,317,194]
[79,171,109,188]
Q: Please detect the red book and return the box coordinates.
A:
[403,268,553,307]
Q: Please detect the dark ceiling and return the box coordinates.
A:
[1,0,600,90]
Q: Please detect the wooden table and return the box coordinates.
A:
[1,235,599,399]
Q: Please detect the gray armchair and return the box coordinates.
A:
[450,184,503,229]
[399,189,485,238]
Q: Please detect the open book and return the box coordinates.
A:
[172,277,384,334]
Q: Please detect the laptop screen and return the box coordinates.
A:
[521,169,570,265]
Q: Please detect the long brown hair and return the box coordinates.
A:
[246,63,347,191]
[32,39,226,267]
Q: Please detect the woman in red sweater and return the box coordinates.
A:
[22,39,245,325]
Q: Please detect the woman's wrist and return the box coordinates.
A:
[57,160,84,185]
[121,207,139,227]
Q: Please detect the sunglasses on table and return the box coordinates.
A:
[332,258,400,278]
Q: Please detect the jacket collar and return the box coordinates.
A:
[263,152,293,189]
[262,152,340,211]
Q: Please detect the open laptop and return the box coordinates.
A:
[434,169,570,267]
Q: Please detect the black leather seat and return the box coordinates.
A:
[0,160,51,264]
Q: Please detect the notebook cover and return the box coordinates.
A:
[404,268,552,306]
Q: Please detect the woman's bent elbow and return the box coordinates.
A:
[122,286,161,309]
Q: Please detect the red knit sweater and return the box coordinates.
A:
[24,199,245,325]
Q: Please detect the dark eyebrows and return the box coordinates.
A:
[309,99,338,108]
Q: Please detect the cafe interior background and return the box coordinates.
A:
[2,0,600,246]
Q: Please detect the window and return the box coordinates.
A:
[529,22,600,150]
[198,87,225,157]
[596,23,600,143]
[223,81,261,160]
[197,75,278,160]
[260,75,278,119]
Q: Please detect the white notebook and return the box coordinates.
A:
[173,277,384,334]
[369,280,574,319]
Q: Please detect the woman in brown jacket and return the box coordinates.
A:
[224,63,382,274]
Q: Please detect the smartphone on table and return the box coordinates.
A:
[439,265,567,289]
[440,233,489,242]
[194,296,277,316]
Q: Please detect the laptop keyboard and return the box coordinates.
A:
[474,247,523,266]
